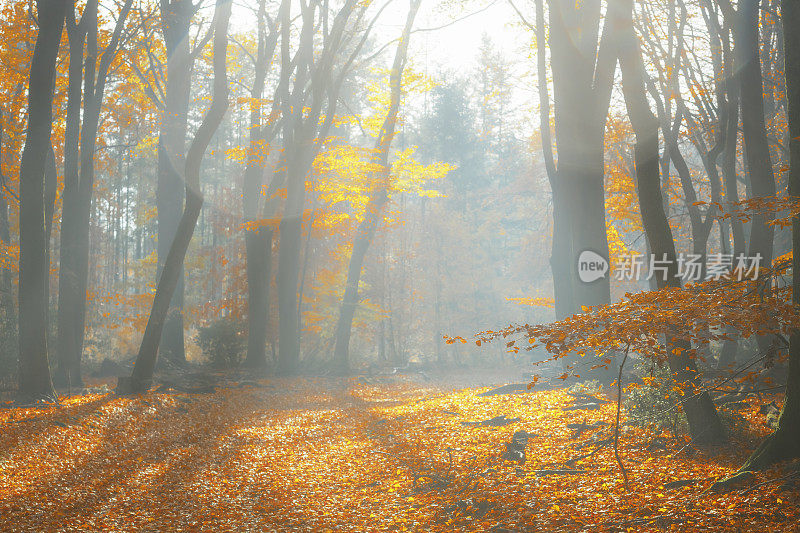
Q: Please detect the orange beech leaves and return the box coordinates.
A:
[465,264,797,377]
[0,378,797,531]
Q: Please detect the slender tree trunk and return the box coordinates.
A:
[738,0,777,265]
[17,0,67,401]
[243,0,278,369]
[56,0,131,387]
[119,0,231,394]
[718,15,744,368]
[617,0,726,443]
[157,0,195,366]
[56,6,87,387]
[0,113,13,320]
[332,0,421,373]
[70,7,100,386]
[737,0,778,360]
[742,0,800,467]
[534,0,573,321]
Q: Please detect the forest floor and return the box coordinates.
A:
[0,372,798,532]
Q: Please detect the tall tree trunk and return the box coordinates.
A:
[276,153,305,374]
[56,0,132,388]
[546,0,617,382]
[243,0,278,369]
[741,0,800,467]
[617,0,726,443]
[17,0,67,401]
[332,0,422,373]
[533,0,573,321]
[275,0,362,375]
[737,0,778,359]
[0,113,13,320]
[548,0,615,311]
[55,5,87,387]
[718,12,744,368]
[44,147,56,328]
[119,0,231,394]
[157,0,196,366]
[738,0,777,265]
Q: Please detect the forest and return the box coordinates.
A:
[0,0,799,530]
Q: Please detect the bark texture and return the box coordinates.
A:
[741,0,800,469]
[17,0,67,400]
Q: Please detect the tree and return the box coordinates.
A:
[119,0,231,394]
[17,0,67,401]
[616,0,726,443]
[546,0,616,316]
[274,0,371,374]
[536,0,573,322]
[56,0,133,388]
[0,113,14,321]
[241,0,279,369]
[740,0,800,469]
[332,0,423,372]
[157,0,206,365]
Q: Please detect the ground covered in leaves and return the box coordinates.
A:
[0,376,798,532]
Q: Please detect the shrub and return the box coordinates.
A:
[568,379,601,395]
[198,317,246,369]
[624,362,688,433]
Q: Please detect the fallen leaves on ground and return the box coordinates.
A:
[0,378,797,532]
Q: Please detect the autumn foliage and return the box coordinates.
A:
[1,377,798,531]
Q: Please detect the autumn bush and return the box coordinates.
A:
[568,379,601,395]
[624,361,688,433]
[198,317,246,369]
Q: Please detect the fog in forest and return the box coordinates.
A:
[1,0,800,530]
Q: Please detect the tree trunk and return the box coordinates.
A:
[119,0,231,394]
[244,223,272,367]
[741,0,800,469]
[44,147,56,327]
[276,161,304,374]
[157,0,196,366]
[56,0,132,388]
[242,1,278,369]
[737,0,777,267]
[547,0,617,382]
[718,14,743,368]
[17,0,67,401]
[332,0,421,373]
[734,0,780,361]
[0,113,13,320]
[55,6,87,387]
[617,0,726,443]
[534,0,573,321]
[274,0,361,375]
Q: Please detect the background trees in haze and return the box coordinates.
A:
[0,0,798,470]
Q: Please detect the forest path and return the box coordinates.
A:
[0,376,796,531]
